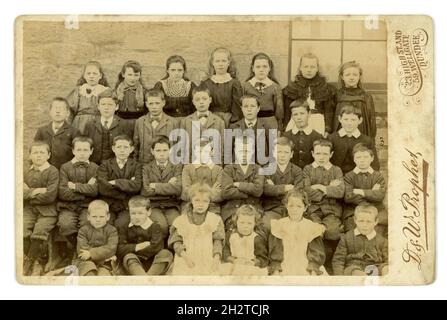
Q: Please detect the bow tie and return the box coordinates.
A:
[123,85,137,92]
[74,162,89,168]
[254,82,266,94]
[198,113,208,119]
[151,116,162,122]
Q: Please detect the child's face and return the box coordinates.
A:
[122,67,141,86]
[339,113,362,134]
[291,106,310,128]
[88,209,110,229]
[342,67,361,88]
[151,142,170,164]
[287,196,307,221]
[312,145,333,166]
[83,65,102,86]
[275,144,293,166]
[252,58,270,81]
[299,57,319,79]
[49,101,69,123]
[167,62,184,81]
[146,96,165,116]
[235,143,252,165]
[98,97,118,119]
[241,98,260,122]
[354,211,378,236]
[237,214,256,236]
[112,140,134,161]
[191,193,211,214]
[129,206,150,226]
[194,144,213,164]
[193,92,212,113]
[30,146,50,167]
[354,151,374,170]
[212,52,230,75]
[72,141,93,162]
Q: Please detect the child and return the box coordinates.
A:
[283,53,336,137]
[221,138,264,227]
[328,105,380,174]
[270,190,326,275]
[332,204,388,276]
[180,86,225,163]
[242,52,284,130]
[222,205,281,276]
[34,97,80,169]
[168,183,225,275]
[97,135,142,230]
[200,47,243,127]
[57,136,99,261]
[153,55,196,118]
[283,99,323,169]
[117,196,173,275]
[262,136,303,230]
[67,61,110,134]
[344,143,387,235]
[133,88,179,164]
[75,200,118,276]
[141,136,182,240]
[84,88,134,165]
[23,141,59,276]
[181,139,223,214]
[333,61,377,139]
[114,60,147,122]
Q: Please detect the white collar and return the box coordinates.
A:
[353,167,374,174]
[211,73,232,84]
[338,128,361,138]
[193,162,215,170]
[277,163,289,173]
[30,161,50,172]
[129,218,153,230]
[239,164,250,174]
[71,158,90,165]
[354,228,377,241]
[101,116,114,125]
[116,158,128,166]
[311,162,333,171]
[52,122,65,131]
[244,118,257,128]
[249,77,274,88]
[196,111,210,117]
[156,160,168,167]
[286,121,313,135]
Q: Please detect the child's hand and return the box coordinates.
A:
[353,189,365,196]
[323,132,329,138]
[168,177,177,184]
[67,182,76,190]
[312,184,327,193]
[149,183,156,190]
[31,188,47,197]
[131,176,136,181]
[329,179,341,187]
[87,177,96,185]
[266,179,274,185]
[135,242,151,252]
[79,250,91,261]
[182,252,195,269]
[372,183,381,191]
[284,185,294,192]
[108,180,116,185]
[233,182,240,188]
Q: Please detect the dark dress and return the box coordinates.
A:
[154,79,196,118]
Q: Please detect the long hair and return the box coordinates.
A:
[295,52,323,81]
[338,60,363,89]
[207,47,238,79]
[115,60,144,89]
[161,55,190,81]
[76,61,109,87]
[246,52,279,84]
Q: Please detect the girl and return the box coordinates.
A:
[200,47,243,127]
[242,53,284,130]
[271,189,326,275]
[221,205,281,276]
[168,183,225,275]
[153,55,196,118]
[67,61,110,134]
[114,60,147,122]
[333,61,377,139]
[283,53,336,137]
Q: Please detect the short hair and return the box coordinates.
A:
[299,53,320,67]
[188,183,212,200]
[29,141,50,154]
[151,135,171,150]
[240,94,260,107]
[72,136,93,149]
[192,85,211,98]
[98,88,118,103]
[275,136,294,150]
[289,99,310,113]
[354,204,379,220]
[312,139,333,152]
[352,143,374,157]
[50,97,70,111]
[282,189,309,207]
[145,88,165,101]
[231,204,262,228]
[128,195,150,210]
[112,134,134,147]
[339,104,362,119]
[194,137,213,151]
[88,200,109,214]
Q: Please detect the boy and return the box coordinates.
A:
[75,200,118,276]
[332,204,388,276]
[180,86,225,163]
[181,139,223,214]
[283,99,323,169]
[97,135,142,230]
[262,136,304,230]
[84,88,134,165]
[141,135,182,239]
[34,97,80,169]
[134,88,179,164]
[328,104,379,174]
[344,143,387,235]
[57,136,99,260]
[221,138,264,226]
[23,141,59,276]
[116,196,173,275]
